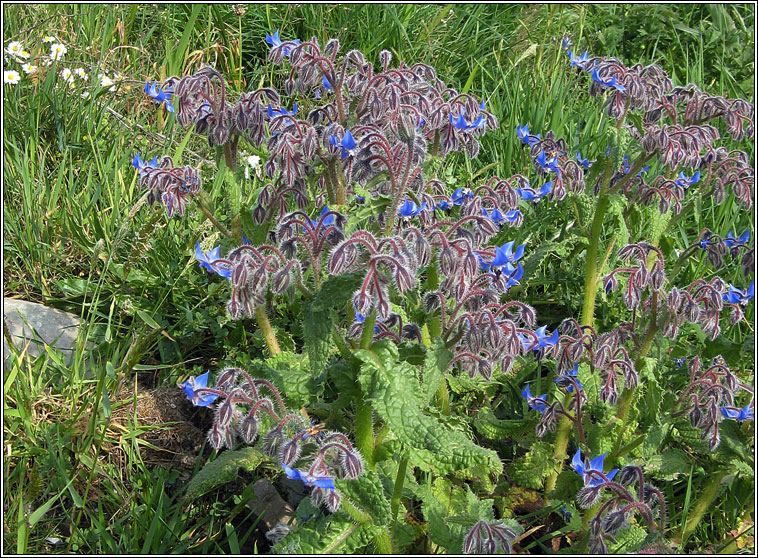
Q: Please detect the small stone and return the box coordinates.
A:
[3,298,91,373]
[247,479,294,534]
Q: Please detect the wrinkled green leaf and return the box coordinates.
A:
[335,470,392,526]
[356,342,501,477]
[183,448,266,503]
[302,300,333,376]
[421,337,452,405]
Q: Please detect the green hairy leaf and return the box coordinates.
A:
[183,448,266,503]
[506,441,560,489]
[310,272,364,311]
[302,299,334,376]
[335,470,393,526]
[420,337,452,405]
[272,511,382,554]
[472,407,534,439]
[355,342,501,476]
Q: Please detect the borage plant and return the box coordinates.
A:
[131,30,753,554]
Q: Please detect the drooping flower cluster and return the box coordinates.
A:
[462,519,518,555]
[133,154,201,218]
[576,462,666,554]
[674,356,754,451]
[522,363,588,438]
[180,367,363,513]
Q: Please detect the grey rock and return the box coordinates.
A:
[247,478,294,534]
[3,298,89,372]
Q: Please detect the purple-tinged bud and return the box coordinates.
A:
[231,263,249,288]
[279,439,302,466]
[601,510,628,537]
[439,246,458,276]
[352,290,374,316]
[208,424,226,450]
[642,483,661,506]
[667,287,682,311]
[253,204,267,225]
[689,405,703,428]
[402,324,423,342]
[568,340,585,363]
[482,538,497,555]
[322,487,341,513]
[730,305,745,325]
[272,268,291,294]
[239,415,260,443]
[395,266,416,294]
[376,296,391,319]
[477,359,493,381]
[577,486,602,509]
[462,524,483,555]
[216,399,235,427]
[262,427,284,458]
[741,249,754,276]
[424,291,442,312]
[684,301,701,323]
[340,450,364,479]
[651,270,666,291]
[603,274,619,294]
[617,465,642,486]
[215,368,238,390]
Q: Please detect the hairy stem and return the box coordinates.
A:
[355,311,377,468]
[195,195,234,239]
[255,305,281,355]
[390,454,409,526]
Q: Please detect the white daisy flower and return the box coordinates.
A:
[4,70,21,84]
[74,68,87,80]
[113,72,124,82]
[49,43,67,60]
[6,41,23,56]
[61,68,74,83]
[81,90,91,99]
[100,74,116,91]
[21,63,37,74]
[42,35,57,43]
[18,49,30,60]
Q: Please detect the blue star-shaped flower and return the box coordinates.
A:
[145,81,174,113]
[591,68,626,92]
[265,30,301,55]
[720,404,754,423]
[195,242,232,279]
[451,187,473,205]
[307,205,335,228]
[449,107,486,131]
[555,364,584,393]
[521,384,548,414]
[724,230,750,247]
[131,152,159,173]
[723,282,754,306]
[181,371,220,407]
[329,129,357,159]
[481,207,505,226]
[576,150,591,170]
[572,449,618,487]
[521,325,559,353]
[516,124,540,146]
[673,357,687,368]
[397,199,427,218]
[281,463,336,491]
[268,103,298,118]
[516,181,553,201]
[567,50,589,68]
[674,170,700,188]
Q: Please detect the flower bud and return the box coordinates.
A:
[577,486,602,509]
[239,415,260,444]
[340,450,364,479]
[601,510,628,537]
[279,439,302,466]
[262,427,284,457]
